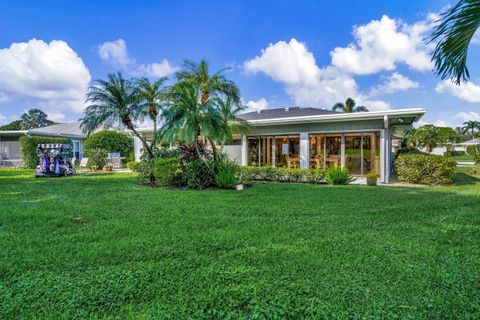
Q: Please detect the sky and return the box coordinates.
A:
[0,0,479,128]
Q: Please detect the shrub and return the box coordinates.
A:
[153,157,184,187]
[325,167,354,185]
[19,135,70,168]
[86,148,108,170]
[466,145,480,165]
[184,159,214,189]
[141,147,180,162]
[178,142,211,162]
[214,155,239,189]
[366,172,378,186]
[395,154,456,185]
[237,166,325,184]
[83,131,133,163]
[128,161,151,184]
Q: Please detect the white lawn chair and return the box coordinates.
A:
[78,157,89,172]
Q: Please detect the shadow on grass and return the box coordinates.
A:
[453,173,480,186]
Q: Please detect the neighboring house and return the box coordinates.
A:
[134,107,425,183]
[453,138,480,153]
[0,123,86,167]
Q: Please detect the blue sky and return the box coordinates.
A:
[0,0,479,127]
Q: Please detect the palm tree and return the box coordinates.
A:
[80,72,154,159]
[133,77,169,147]
[215,96,250,144]
[429,0,480,84]
[20,108,53,129]
[462,120,480,137]
[332,98,368,113]
[174,59,242,157]
[158,82,225,159]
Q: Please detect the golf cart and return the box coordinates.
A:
[35,143,75,177]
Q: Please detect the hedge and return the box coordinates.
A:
[395,154,456,185]
[238,166,325,184]
[83,131,133,162]
[19,136,70,168]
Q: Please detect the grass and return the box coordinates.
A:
[0,169,479,319]
[449,154,474,161]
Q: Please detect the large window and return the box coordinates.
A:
[309,132,380,176]
[248,135,299,167]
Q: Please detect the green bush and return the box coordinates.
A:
[214,155,239,189]
[238,166,325,184]
[86,148,108,170]
[19,135,70,168]
[466,145,480,165]
[395,154,456,185]
[184,159,214,189]
[141,147,180,162]
[128,161,152,184]
[325,167,354,185]
[153,157,184,187]
[83,131,133,163]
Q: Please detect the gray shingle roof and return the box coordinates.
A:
[238,107,339,121]
[29,123,86,138]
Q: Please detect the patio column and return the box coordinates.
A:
[134,136,142,161]
[241,134,247,166]
[380,129,389,183]
[340,134,346,168]
[300,132,309,169]
[272,138,276,167]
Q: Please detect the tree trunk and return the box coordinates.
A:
[125,121,156,186]
[207,136,219,161]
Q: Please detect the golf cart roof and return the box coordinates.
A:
[37,143,72,149]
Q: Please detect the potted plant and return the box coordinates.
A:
[103,164,113,172]
[366,172,378,186]
[90,165,98,173]
[86,148,108,173]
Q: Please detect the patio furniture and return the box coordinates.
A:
[108,153,124,169]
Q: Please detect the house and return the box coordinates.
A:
[0,123,86,167]
[133,107,425,183]
[453,138,480,153]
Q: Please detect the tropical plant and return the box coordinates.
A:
[174,59,242,157]
[20,108,53,129]
[325,167,354,185]
[178,142,210,162]
[184,159,215,189]
[214,154,240,189]
[429,0,480,84]
[133,77,169,147]
[414,125,442,153]
[158,81,225,160]
[462,120,480,137]
[396,154,457,185]
[83,130,133,159]
[153,157,184,187]
[86,148,108,170]
[332,98,368,113]
[216,96,249,144]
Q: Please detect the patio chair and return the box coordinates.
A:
[77,157,89,172]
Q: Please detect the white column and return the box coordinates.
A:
[300,132,309,169]
[385,132,392,184]
[340,134,346,169]
[272,138,276,167]
[380,129,386,183]
[134,136,142,161]
[241,135,247,166]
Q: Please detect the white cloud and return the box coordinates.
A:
[98,39,132,67]
[435,80,480,102]
[369,72,419,96]
[98,38,177,78]
[0,39,91,119]
[244,39,320,86]
[243,97,269,113]
[331,15,433,75]
[455,111,480,122]
[136,60,178,78]
[0,113,6,123]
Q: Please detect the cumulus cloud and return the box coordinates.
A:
[435,80,480,103]
[369,72,419,96]
[331,15,434,75]
[455,111,480,122]
[0,39,91,119]
[243,97,269,113]
[98,39,177,77]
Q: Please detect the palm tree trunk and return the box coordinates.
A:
[207,137,218,161]
[125,122,156,185]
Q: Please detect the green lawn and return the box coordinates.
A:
[1,169,479,319]
[450,154,475,162]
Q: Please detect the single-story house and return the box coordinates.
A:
[0,123,86,167]
[133,107,425,183]
[453,138,480,153]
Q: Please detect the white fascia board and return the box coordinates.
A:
[246,108,426,126]
[0,130,28,136]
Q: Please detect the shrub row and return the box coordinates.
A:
[395,154,456,185]
[19,136,70,168]
[238,166,325,184]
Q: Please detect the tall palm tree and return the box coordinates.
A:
[462,120,480,137]
[215,96,250,144]
[174,59,242,157]
[133,77,169,147]
[429,0,480,84]
[158,82,225,159]
[332,98,368,113]
[80,72,154,159]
